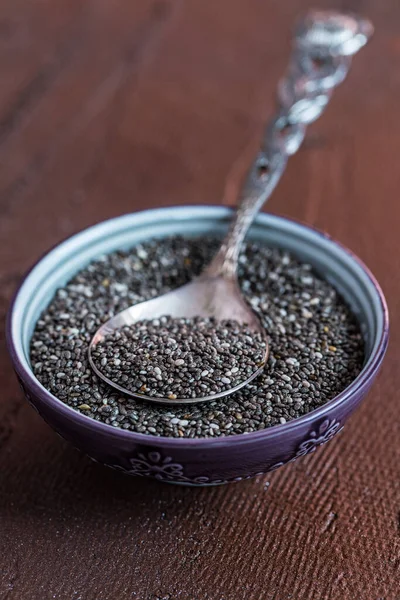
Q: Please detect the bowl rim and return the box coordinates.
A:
[6,206,389,448]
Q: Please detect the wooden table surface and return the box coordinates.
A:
[1,1,399,599]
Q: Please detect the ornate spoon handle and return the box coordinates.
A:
[206,11,373,278]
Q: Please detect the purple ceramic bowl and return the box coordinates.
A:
[6,207,389,486]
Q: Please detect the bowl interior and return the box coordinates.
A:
[11,207,385,397]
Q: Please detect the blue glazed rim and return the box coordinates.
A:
[6,206,389,448]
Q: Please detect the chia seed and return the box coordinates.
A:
[29,235,364,438]
[91,317,266,399]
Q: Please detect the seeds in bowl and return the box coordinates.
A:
[30,235,364,438]
[90,317,266,400]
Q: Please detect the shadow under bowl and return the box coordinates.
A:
[6,207,389,486]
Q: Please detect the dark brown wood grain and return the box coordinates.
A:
[1,1,399,599]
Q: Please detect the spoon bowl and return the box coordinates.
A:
[88,273,268,405]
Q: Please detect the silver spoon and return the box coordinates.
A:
[89,10,372,405]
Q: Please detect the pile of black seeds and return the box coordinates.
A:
[30,235,364,438]
[90,317,266,399]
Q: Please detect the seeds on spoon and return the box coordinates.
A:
[90,316,266,400]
